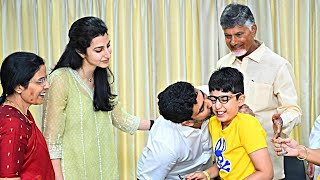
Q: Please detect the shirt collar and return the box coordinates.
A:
[247,41,266,63]
[227,41,266,63]
[178,120,209,137]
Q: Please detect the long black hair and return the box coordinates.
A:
[51,16,116,111]
[0,52,45,104]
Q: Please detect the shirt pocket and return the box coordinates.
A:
[246,81,272,109]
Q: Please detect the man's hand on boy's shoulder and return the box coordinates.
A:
[238,104,255,117]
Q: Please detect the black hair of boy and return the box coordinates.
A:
[157,81,197,123]
[208,67,244,95]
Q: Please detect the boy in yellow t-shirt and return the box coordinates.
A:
[186,67,273,180]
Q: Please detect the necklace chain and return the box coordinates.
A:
[79,68,93,83]
[5,99,32,124]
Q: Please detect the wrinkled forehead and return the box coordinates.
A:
[223,25,251,34]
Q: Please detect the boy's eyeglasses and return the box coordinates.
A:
[208,92,242,104]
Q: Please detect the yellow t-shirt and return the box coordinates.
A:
[208,113,267,180]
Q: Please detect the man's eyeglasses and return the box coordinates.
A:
[208,92,242,104]
[30,77,48,87]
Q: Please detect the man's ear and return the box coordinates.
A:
[237,94,246,107]
[181,120,194,127]
[251,24,257,36]
[76,50,85,59]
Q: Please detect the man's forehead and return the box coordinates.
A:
[223,25,249,33]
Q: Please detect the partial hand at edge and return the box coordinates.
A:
[306,162,315,180]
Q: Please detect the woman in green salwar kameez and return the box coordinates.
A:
[42,16,152,180]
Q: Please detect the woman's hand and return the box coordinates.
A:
[273,137,299,156]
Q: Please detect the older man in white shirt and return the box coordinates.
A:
[216,4,302,179]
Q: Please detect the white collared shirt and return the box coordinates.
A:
[309,115,320,179]
[137,116,213,180]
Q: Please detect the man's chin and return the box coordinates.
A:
[232,50,247,57]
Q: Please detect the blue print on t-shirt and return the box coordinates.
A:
[214,138,231,173]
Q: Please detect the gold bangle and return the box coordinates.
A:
[297,145,309,161]
[202,170,210,180]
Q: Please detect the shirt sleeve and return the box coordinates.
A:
[106,71,140,134]
[138,141,177,179]
[42,70,69,159]
[239,115,267,154]
[274,62,302,135]
[309,116,320,149]
[0,117,29,177]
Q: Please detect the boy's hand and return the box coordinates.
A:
[185,172,206,180]
[272,113,283,139]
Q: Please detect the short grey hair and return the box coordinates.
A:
[220,3,255,30]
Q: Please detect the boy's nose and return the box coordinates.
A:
[214,100,223,109]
